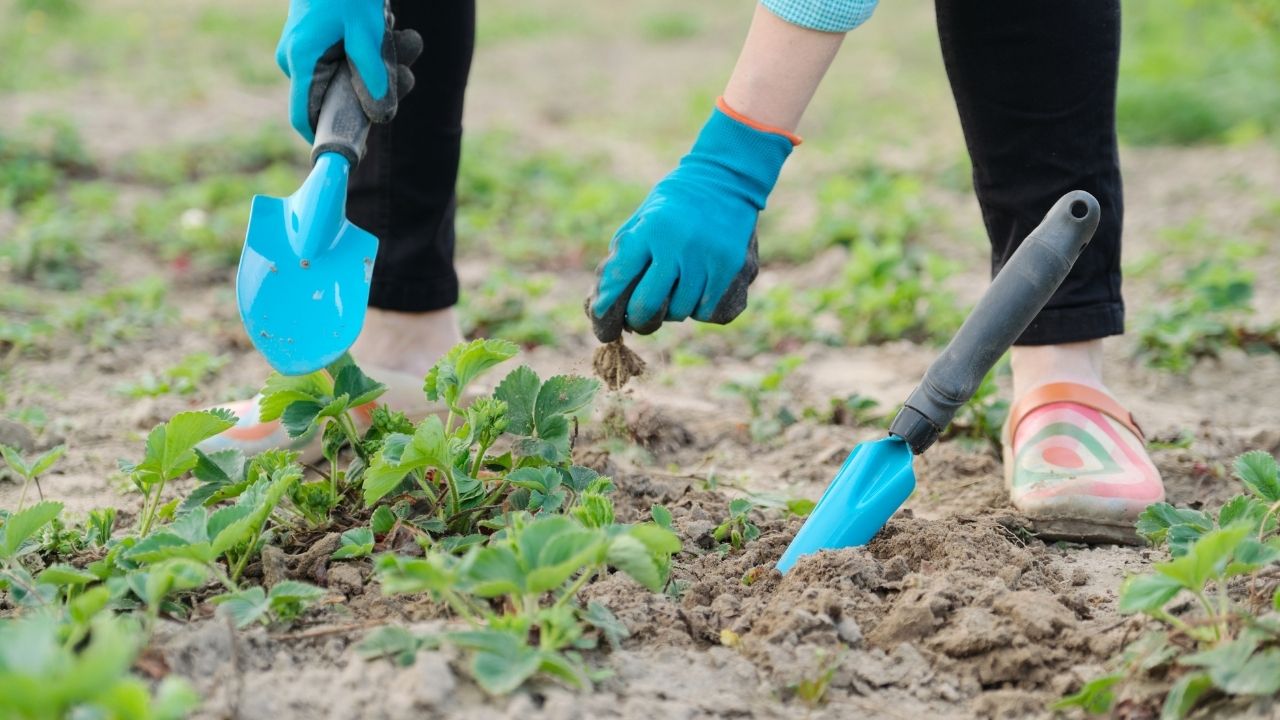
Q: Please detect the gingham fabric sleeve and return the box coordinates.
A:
[759,0,878,32]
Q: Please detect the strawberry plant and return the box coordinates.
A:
[368,512,679,693]
[0,442,65,511]
[1057,450,1280,718]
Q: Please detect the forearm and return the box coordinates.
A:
[722,4,849,133]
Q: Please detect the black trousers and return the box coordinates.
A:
[353,0,1125,345]
[348,0,475,312]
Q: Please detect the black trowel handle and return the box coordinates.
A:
[888,191,1101,454]
[311,63,371,167]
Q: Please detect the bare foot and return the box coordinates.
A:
[348,306,464,379]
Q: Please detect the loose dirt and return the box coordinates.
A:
[593,338,647,391]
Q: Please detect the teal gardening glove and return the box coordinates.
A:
[588,101,796,342]
[275,0,423,142]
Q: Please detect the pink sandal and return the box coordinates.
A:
[1002,382,1164,543]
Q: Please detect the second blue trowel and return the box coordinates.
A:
[777,191,1101,572]
[237,64,377,376]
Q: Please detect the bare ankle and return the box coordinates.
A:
[349,307,464,377]
[1010,339,1106,399]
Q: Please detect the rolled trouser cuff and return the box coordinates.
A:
[1016,302,1124,346]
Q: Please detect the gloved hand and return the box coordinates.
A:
[275,0,423,143]
[587,100,795,342]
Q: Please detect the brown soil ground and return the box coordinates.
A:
[4,2,1280,718]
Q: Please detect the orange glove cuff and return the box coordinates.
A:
[715,96,803,147]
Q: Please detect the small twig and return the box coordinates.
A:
[269,620,384,641]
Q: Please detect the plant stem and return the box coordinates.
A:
[553,569,595,611]
[441,588,483,627]
[139,479,168,536]
[1191,589,1222,641]
[16,475,30,511]
[470,439,494,479]
[336,413,368,464]
[208,562,239,593]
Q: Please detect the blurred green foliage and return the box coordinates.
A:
[456,131,646,269]
[1119,0,1280,144]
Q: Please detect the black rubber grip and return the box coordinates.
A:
[888,191,1100,454]
[310,63,371,167]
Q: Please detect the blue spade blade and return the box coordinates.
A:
[776,436,915,573]
[237,152,377,376]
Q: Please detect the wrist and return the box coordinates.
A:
[716,97,803,146]
[682,100,796,210]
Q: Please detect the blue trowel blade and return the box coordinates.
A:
[776,436,916,573]
[237,153,377,376]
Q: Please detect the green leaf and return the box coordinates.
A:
[628,523,683,557]
[151,676,202,720]
[650,505,673,530]
[464,545,525,597]
[451,629,542,695]
[1225,537,1280,576]
[68,585,110,624]
[494,365,541,436]
[1235,450,1280,502]
[371,506,397,535]
[333,527,375,559]
[143,559,208,608]
[0,444,31,477]
[508,467,559,493]
[525,528,603,594]
[1218,494,1266,530]
[1156,523,1251,590]
[1161,672,1212,720]
[214,586,269,628]
[26,445,65,478]
[125,531,212,565]
[607,534,663,592]
[1136,502,1212,549]
[375,554,458,595]
[136,410,236,485]
[0,501,63,559]
[534,375,598,430]
[1182,638,1280,695]
[424,339,519,408]
[358,625,428,666]
[36,563,99,587]
[268,580,325,621]
[1051,674,1122,713]
[332,363,387,408]
[1119,573,1183,614]
[787,498,817,517]
[281,400,324,439]
[258,371,332,422]
[584,600,630,650]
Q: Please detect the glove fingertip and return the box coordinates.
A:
[396,65,415,98]
[395,28,424,66]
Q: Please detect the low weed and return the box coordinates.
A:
[458,269,564,347]
[116,352,228,399]
[719,355,803,443]
[1134,257,1280,372]
[1057,450,1280,717]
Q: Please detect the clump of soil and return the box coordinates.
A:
[593,339,646,390]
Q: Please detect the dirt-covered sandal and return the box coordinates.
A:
[1002,381,1165,544]
[196,366,447,465]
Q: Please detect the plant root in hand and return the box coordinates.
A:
[593,339,646,391]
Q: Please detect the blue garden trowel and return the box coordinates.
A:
[237,64,376,376]
[777,191,1102,572]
